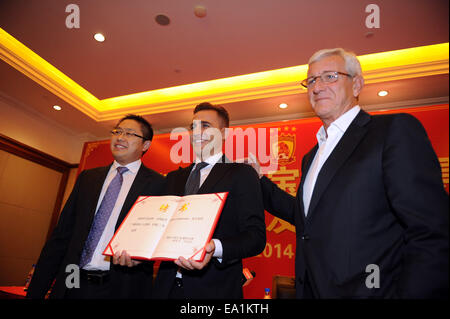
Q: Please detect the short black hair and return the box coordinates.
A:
[116,114,154,141]
[193,102,230,127]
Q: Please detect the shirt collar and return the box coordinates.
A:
[332,105,361,132]
[195,152,223,167]
[316,105,361,144]
[112,159,141,174]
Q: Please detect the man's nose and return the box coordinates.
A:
[311,78,326,93]
[116,133,126,141]
[191,127,204,137]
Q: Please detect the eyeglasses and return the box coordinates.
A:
[301,71,353,88]
[110,128,145,139]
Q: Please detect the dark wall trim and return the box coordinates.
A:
[0,133,79,240]
[0,133,78,172]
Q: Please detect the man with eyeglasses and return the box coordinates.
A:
[26,114,165,299]
[256,48,448,298]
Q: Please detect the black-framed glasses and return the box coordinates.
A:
[301,71,353,88]
[110,128,145,139]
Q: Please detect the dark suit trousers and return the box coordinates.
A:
[65,275,114,299]
[303,272,315,299]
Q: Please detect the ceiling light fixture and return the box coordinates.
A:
[194,5,207,18]
[53,105,62,111]
[155,14,170,26]
[378,90,388,97]
[93,33,105,42]
[279,103,288,109]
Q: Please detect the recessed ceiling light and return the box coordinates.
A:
[53,105,62,111]
[155,14,170,26]
[378,90,388,97]
[94,33,105,42]
[279,103,288,109]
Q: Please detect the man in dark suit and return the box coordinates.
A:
[26,114,165,299]
[151,102,266,299]
[258,48,448,298]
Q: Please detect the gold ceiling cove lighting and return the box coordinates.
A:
[0,28,101,119]
[99,65,307,112]
[358,44,449,83]
[0,27,448,122]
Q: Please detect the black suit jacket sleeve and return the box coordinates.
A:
[219,165,266,263]
[26,170,85,298]
[382,114,449,298]
[260,176,297,226]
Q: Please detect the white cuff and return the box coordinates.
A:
[212,238,223,262]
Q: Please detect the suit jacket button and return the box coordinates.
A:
[301,234,310,240]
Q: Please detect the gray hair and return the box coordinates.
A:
[308,48,362,77]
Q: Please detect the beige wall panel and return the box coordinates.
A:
[0,150,7,178]
[0,203,51,260]
[0,151,62,214]
[60,167,78,212]
[0,150,63,286]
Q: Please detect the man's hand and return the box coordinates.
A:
[112,250,142,267]
[174,240,215,271]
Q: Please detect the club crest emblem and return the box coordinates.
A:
[272,133,296,165]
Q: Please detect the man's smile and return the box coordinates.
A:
[113,143,128,149]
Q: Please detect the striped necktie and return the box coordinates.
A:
[79,166,128,268]
[184,162,208,195]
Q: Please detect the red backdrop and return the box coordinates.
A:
[77,104,449,298]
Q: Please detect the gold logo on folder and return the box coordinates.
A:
[159,204,169,212]
[178,203,189,213]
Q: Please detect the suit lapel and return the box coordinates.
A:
[114,165,147,229]
[86,165,112,226]
[178,164,195,195]
[168,155,232,197]
[297,146,318,218]
[196,155,232,193]
[198,162,232,193]
[307,110,371,218]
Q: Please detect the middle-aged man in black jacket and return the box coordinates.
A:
[27,114,165,299]
[257,48,448,299]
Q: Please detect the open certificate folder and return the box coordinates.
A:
[103,192,228,262]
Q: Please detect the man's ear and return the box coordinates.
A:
[222,127,229,141]
[143,140,151,152]
[352,75,364,98]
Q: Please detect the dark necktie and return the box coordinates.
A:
[79,166,129,268]
[184,162,208,195]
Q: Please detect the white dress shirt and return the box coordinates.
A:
[195,152,224,259]
[302,106,361,216]
[176,152,224,278]
[83,159,141,271]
